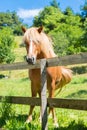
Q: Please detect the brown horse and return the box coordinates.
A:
[22,26,72,127]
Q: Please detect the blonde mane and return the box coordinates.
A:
[23,27,56,57]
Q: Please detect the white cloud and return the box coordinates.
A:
[17,8,42,19]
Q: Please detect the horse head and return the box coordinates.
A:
[22,26,43,64]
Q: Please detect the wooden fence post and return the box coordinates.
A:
[40,59,48,130]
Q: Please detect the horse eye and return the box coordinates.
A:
[24,43,26,47]
[24,43,29,48]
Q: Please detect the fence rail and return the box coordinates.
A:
[0,52,87,71]
[0,96,87,110]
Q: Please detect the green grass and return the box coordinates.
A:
[0,36,87,129]
[0,78,31,96]
[0,73,87,129]
[14,36,26,62]
[55,74,87,99]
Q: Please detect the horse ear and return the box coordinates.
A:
[38,26,43,33]
[21,26,27,33]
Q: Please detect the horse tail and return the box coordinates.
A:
[56,67,72,93]
[61,67,72,84]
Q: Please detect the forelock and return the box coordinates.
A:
[23,27,41,44]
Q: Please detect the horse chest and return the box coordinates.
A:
[29,69,41,81]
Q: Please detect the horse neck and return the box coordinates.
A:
[36,32,57,59]
[37,46,57,59]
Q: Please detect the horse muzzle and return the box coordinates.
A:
[26,56,36,64]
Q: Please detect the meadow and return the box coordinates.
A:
[0,36,87,130]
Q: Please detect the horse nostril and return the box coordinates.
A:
[26,57,36,64]
[32,57,34,62]
[26,57,31,63]
[31,57,36,64]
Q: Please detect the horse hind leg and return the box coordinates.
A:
[48,80,59,128]
[49,107,59,128]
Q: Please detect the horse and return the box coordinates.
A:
[22,26,72,127]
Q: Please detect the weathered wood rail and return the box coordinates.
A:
[0,96,87,110]
[0,52,87,71]
[0,52,87,130]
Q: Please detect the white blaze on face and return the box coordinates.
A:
[29,38,33,56]
[27,38,36,64]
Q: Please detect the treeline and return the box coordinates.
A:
[33,0,87,56]
[0,0,87,64]
[0,11,27,63]
[0,11,26,35]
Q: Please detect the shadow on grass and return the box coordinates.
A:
[0,115,87,130]
[54,120,87,130]
[0,114,41,130]
[71,78,87,84]
[71,66,87,74]
[0,74,8,79]
[0,114,27,126]
[65,90,87,98]
[82,79,87,83]
[20,77,29,82]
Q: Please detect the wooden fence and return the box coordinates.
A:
[0,52,87,130]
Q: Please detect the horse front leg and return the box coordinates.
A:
[49,79,59,128]
[26,82,37,123]
[26,106,35,123]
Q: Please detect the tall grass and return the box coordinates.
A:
[0,102,87,130]
[0,40,87,129]
[0,73,87,129]
[0,97,15,127]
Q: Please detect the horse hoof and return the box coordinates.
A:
[48,113,52,119]
[54,122,59,128]
[25,120,30,124]
[39,116,42,123]
[25,118,32,124]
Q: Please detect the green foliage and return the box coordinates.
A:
[81,0,87,17]
[79,18,87,52]
[0,11,25,35]
[0,27,15,63]
[33,3,87,56]
[64,7,74,16]
[50,0,60,8]
[0,97,15,127]
[50,31,69,56]
[0,74,87,129]
[33,6,63,33]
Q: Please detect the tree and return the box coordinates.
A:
[33,6,64,33]
[64,7,74,16]
[50,31,69,56]
[0,27,15,63]
[81,0,87,17]
[79,18,87,52]
[0,11,25,35]
[33,3,86,55]
[50,0,59,8]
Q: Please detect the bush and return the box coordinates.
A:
[0,97,15,127]
[0,27,15,63]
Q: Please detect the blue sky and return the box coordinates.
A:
[0,0,85,25]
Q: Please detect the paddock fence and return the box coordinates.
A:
[0,52,87,130]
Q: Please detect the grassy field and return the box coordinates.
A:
[0,36,87,129]
[0,73,87,130]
